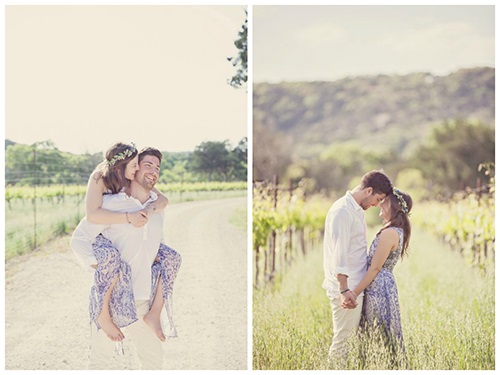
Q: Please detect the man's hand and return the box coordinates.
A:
[341,290,358,309]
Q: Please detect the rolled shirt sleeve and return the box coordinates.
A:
[330,208,352,278]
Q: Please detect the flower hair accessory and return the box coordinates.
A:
[108,142,136,166]
[393,187,408,214]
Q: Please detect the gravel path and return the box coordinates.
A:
[5,197,248,370]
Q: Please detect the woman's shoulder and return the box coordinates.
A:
[88,170,107,192]
[90,169,103,181]
[382,225,403,233]
[379,226,401,242]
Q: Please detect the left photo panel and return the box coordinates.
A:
[5,5,248,370]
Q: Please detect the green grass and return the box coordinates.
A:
[166,189,245,204]
[229,206,248,231]
[5,189,246,261]
[5,195,85,260]
[253,226,495,370]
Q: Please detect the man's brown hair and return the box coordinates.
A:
[359,170,393,196]
[138,147,163,163]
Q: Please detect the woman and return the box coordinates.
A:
[72,142,181,343]
[349,187,412,366]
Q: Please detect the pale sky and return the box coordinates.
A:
[254,5,494,82]
[5,5,247,154]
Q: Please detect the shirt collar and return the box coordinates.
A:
[113,190,158,206]
[148,190,158,202]
[346,190,363,211]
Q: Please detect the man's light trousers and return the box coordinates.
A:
[89,300,163,370]
[328,294,364,358]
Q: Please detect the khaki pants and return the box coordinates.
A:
[328,294,363,359]
[89,300,163,370]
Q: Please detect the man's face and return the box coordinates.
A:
[359,190,386,210]
[135,155,160,190]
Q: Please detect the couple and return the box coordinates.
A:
[323,170,412,367]
[71,142,181,370]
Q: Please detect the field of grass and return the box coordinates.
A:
[5,189,246,261]
[5,195,85,260]
[229,206,248,232]
[253,226,495,370]
[166,189,245,204]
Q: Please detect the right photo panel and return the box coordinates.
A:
[252,5,494,371]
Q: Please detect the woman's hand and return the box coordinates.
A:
[128,210,149,227]
[144,204,157,216]
[341,290,358,309]
[342,289,361,309]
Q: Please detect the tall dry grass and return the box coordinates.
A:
[253,227,494,370]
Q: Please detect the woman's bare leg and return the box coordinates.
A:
[143,277,166,342]
[96,274,124,342]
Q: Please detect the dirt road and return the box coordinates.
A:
[5,197,248,370]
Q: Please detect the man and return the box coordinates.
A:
[322,170,393,360]
[72,147,169,370]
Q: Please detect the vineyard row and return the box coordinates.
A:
[411,190,495,270]
[5,181,247,201]
[253,184,330,287]
[253,182,495,287]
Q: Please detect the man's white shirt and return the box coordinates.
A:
[322,191,368,298]
[71,190,164,300]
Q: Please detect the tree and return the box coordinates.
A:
[159,152,191,183]
[190,140,232,181]
[5,138,16,149]
[5,141,66,185]
[190,139,247,182]
[300,142,391,195]
[227,10,247,89]
[253,120,292,181]
[5,140,102,186]
[5,143,34,185]
[414,119,495,194]
[230,137,247,181]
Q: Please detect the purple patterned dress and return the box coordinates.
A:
[360,227,406,362]
[89,235,182,337]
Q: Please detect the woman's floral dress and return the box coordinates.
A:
[89,235,182,337]
[360,226,406,363]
